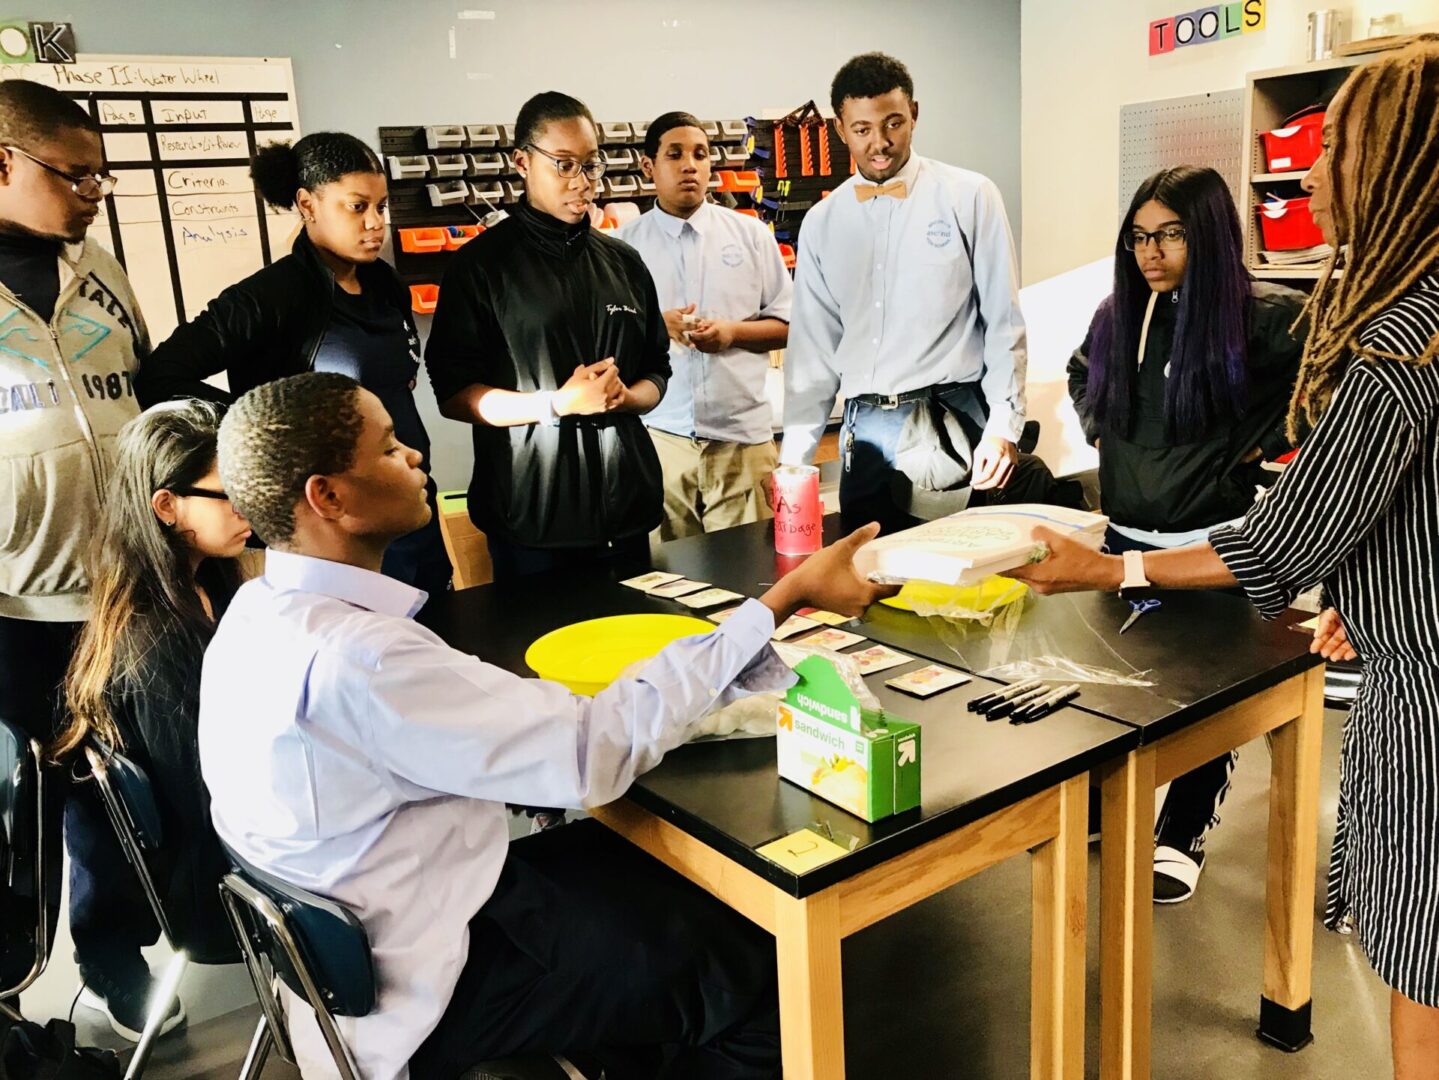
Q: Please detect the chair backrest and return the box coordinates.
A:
[0,716,51,998]
[84,743,176,946]
[220,851,376,1018]
[436,490,493,590]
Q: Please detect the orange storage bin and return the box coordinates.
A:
[716,169,760,193]
[777,242,796,270]
[1257,196,1324,251]
[409,284,440,314]
[443,224,483,250]
[399,227,446,254]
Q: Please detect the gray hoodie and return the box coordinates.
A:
[0,238,148,621]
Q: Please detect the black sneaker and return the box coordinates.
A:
[77,963,185,1042]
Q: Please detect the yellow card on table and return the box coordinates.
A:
[756,829,850,874]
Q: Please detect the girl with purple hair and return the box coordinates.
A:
[1067,166,1307,902]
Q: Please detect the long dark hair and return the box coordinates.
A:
[55,401,242,760]
[1088,166,1252,439]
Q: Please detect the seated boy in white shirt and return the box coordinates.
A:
[200,371,895,1079]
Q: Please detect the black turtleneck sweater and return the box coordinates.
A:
[0,230,62,321]
[426,202,671,548]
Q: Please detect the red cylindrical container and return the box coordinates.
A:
[772,465,822,555]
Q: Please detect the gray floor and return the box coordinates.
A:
[25,706,1388,1079]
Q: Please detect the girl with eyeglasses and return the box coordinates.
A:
[53,400,250,1039]
[136,132,452,605]
[1066,165,1309,904]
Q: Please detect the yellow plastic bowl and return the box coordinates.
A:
[880,575,1029,614]
[525,613,716,696]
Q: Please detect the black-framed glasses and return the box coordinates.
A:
[1123,225,1187,252]
[5,145,117,199]
[523,143,606,182]
[171,486,230,502]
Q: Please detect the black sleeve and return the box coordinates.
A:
[1067,312,1103,446]
[1253,294,1308,459]
[634,259,671,400]
[134,283,267,407]
[424,253,509,406]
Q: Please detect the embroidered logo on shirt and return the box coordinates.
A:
[720,243,745,268]
[606,303,639,316]
[926,220,954,248]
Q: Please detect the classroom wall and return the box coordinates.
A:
[1019,0,1439,286]
[38,0,1022,492]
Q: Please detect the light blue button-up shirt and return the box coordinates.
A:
[779,153,1028,464]
[197,549,793,1080]
[617,200,793,444]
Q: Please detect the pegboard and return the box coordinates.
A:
[1118,89,1246,224]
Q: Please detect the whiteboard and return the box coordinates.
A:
[1,55,301,341]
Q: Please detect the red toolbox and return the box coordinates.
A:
[1260,105,1325,173]
[1257,195,1324,251]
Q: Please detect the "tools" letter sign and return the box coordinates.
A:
[1150,1,1265,56]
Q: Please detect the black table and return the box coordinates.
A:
[645,517,1328,1080]
[424,560,1137,1079]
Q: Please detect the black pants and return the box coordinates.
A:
[0,615,156,988]
[486,533,652,583]
[410,820,779,1080]
[1100,530,1239,856]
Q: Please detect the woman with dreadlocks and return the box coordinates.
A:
[1011,37,1439,1074]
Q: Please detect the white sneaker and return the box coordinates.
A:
[1153,845,1205,904]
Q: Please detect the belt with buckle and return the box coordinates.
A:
[851,385,948,411]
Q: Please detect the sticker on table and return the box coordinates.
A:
[677,587,746,609]
[797,627,867,651]
[772,614,822,641]
[647,578,710,598]
[619,571,682,591]
[796,607,854,627]
[849,644,912,675]
[1291,615,1320,632]
[756,828,849,873]
[708,606,744,624]
[885,664,972,698]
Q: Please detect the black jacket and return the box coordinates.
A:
[1068,280,1306,533]
[425,202,671,548]
[108,566,237,963]
[135,230,419,406]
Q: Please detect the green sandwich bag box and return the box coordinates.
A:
[776,655,921,822]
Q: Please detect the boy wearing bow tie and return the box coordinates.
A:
[782,53,1071,532]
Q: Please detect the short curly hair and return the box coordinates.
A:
[830,52,915,117]
[218,372,365,547]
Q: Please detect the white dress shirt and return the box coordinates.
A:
[779,153,1028,464]
[198,549,793,1080]
[617,200,793,443]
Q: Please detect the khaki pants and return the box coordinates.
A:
[649,428,777,541]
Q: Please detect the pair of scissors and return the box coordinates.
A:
[1120,597,1161,634]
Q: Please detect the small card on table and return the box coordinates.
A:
[648,578,709,598]
[885,663,972,698]
[619,571,681,591]
[797,627,866,651]
[849,644,912,675]
[678,587,746,610]
[796,607,854,627]
[707,606,743,624]
[772,614,822,641]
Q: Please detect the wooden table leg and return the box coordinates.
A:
[1099,746,1157,1080]
[774,889,845,1080]
[1259,665,1325,1051]
[1031,775,1088,1080]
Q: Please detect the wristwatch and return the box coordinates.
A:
[1118,549,1152,600]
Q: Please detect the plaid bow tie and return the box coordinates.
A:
[855,179,908,202]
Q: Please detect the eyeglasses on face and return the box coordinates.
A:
[1123,225,1187,252]
[5,145,118,199]
[170,486,230,502]
[523,143,606,182]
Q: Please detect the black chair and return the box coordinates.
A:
[84,742,218,1077]
[219,850,575,1080]
[1,716,53,1022]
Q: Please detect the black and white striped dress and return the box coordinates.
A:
[1210,271,1439,1007]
